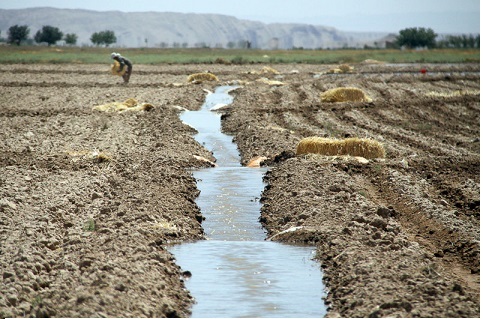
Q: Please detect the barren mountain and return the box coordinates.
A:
[0,7,387,48]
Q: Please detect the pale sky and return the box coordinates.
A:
[0,0,479,33]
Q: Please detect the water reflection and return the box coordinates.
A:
[170,241,325,318]
[170,86,325,317]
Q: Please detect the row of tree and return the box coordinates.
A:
[6,25,117,46]
[394,27,479,49]
[4,24,480,49]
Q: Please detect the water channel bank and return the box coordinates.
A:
[169,86,326,317]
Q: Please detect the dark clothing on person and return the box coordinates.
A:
[113,55,133,83]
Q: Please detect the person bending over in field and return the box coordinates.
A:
[111,52,133,84]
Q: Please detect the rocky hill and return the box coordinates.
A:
[0,7,387,49]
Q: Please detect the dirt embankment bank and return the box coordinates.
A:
[0,63,479,317]
[0,64,216,317]
[221,63,480,317]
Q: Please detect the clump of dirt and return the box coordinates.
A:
[0,63,479,317]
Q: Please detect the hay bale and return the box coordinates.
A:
[93,99,154,113]
[66,150,112,163]
[320,87,372,103]
[326,64,354,74]
[296,137,385,159]
[261,66,280,74]
[246,66,280,75]
[110,60,127,76]
[326,68,343,74]
[93,101,128,112]
[256,77,285,86]
[187,72,219,83]
[123,103,154,112]
[338,64,354,73]
[123,98,138,107]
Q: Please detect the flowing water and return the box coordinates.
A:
[168,86,326,318]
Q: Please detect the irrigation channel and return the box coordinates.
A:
[168,86,326,318]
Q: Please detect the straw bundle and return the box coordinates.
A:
[247,66,280,75]
[93,98,154,113]
[261,66,280,74]
[338,64,354,73]
[320,87,372,103]
[296,137,385,159]
[110,60,127,76]
[66,150,112,163]
[327,64,354,74]
[256,77,285,86]
[187,72,219,83]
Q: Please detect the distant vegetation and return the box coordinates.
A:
[6,25,30,46]
[0,23,478,65]
[0,46,478,64]
[395,27,479,49]
[4,24,118,47]
[396,27,438,49]
[90,30,117,47]
[34,25,63,46]
[1,23,480,51]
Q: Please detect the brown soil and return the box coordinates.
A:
[0,62,479,317]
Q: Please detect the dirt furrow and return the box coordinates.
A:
[0,63,479,317]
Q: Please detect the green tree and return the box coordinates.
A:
[396,27,437,49]
[34,25,63,46]
[64,33,78,45]
[90,30,116,47]
[7,25,30,46]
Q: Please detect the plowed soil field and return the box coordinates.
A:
[0,62,479,317]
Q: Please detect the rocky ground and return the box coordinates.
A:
[0,62,479,317]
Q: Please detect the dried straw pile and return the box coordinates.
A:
[320,87,372,103]
[187,72,219,83]
[261,66,280,74]
[296,137,385,159]
[327,64,354,74]
[256,77,285,86]
[93,98,154,113]
[66,150,112,163]
[246,66,280,75]
[110,60,127,76]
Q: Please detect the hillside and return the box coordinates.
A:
[0,7,388,49]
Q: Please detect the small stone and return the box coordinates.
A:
[24,131,35,139]
[0,198,17,210]
[114,283,127,292]
[18,301,31,313]
[328,185,342,192]
[372,231,382,240]
[369,218,387,230]
[79,259,93,269]
[434,250,444,257]
[7,294,18,306]
[376,206,391,218]
[3,271,15,279]
[91,192,102,200]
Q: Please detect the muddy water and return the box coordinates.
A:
[169,86,326,318]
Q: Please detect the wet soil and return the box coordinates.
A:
[0,62,479,317]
